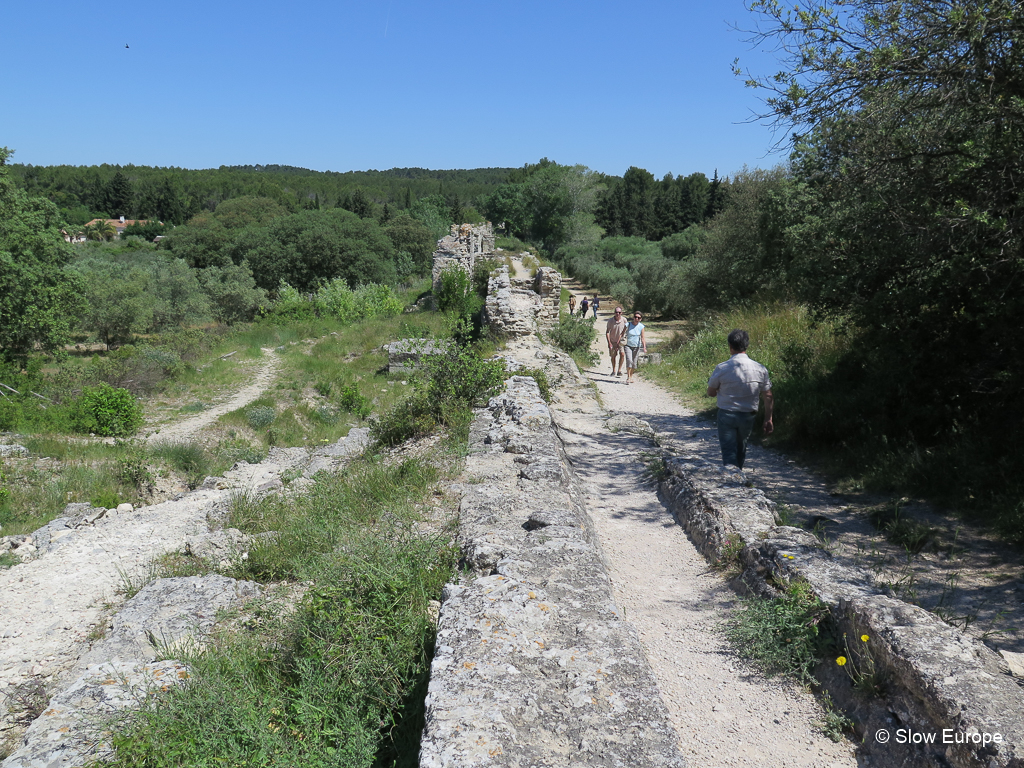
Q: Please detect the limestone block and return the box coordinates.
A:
[387,339,452,375]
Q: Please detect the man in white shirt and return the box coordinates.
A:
[706,329,774,469]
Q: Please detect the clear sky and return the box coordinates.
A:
[3,0,788,180]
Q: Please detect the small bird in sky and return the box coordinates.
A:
[125,43,130,48]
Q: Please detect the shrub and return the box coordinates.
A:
[246,406,276,430]
[265,282,317,321]
[372,346,506,446]
[434,265,481,317]
[547,313,597,364]
[338,385,372,420]
[73,384,144,437]
[0,399,18,431]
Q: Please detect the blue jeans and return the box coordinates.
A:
[717,409,756,468]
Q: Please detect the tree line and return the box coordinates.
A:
[7,162,516,226]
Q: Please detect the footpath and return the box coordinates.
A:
[539,335,858,767]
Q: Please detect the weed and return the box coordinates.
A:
[835,631,885,697]
[876,557,920,603]
[639,451,668,483]
[7,677,48,724]
[816,691,854,742]
[116,444,153,490]
[73,383,145,437]
[722,579,831,684]
[866,499,936,554]
[514,367,552,403]
[810,520,838,555]
[152,441,211,489]
[775,502,796,527]
[714,534,746,571]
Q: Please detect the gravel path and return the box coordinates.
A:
[510,303,859,766]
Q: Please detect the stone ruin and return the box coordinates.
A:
[430,222,496,300]
[483,265,561,337]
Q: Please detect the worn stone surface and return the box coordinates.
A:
[419,376,686,768]
[484,265,565,339]
[532,267,561,332]
[2,660,191,768]
[387,338,452,375]
[660,453,1024,768]
[483,267,539,337]
[430,222,495,299]
[77,576,261,669]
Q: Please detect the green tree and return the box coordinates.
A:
[86,220,117,241]
[232,209,397,292]
[104,171,134,217]
[211,196,289,229]
[383,214,435,274]
[0,147,85,364]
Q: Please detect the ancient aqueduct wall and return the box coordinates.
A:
[423,234,1023,767]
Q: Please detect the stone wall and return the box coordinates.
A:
[659,454,1024,768]
[483,265,562,338]
[430,222,496,300]
[419,376,686,767]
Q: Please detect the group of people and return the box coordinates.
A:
[575,293,773,471]
[568,293,600,318]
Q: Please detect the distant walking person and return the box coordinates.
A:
[568,294,576,315]
[580,296,590,317]
[591,294,600,318]
[706,329,774,469]
[624,311,647,385]
[606,306,628,377]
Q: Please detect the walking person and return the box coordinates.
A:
[568,294,576,316]
[591,294,600,318]
[623,311,647,385]
[605,306,628,377]
[580,296,590,317]
[706,329,774,469]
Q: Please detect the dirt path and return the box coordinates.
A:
[143,349,281,445]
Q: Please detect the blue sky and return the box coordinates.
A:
[3,0,787,179]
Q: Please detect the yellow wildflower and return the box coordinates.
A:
[836,656,847,666]
[861,634,870,642]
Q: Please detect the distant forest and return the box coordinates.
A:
[6,162,519,226]
[6,159,728,248]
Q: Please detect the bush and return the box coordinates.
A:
[338,385,372,420]
[547,313,597,364]
[372,346,506,446]
[73,384,144,437]
[246,406,276,430]
[434,265,481,318]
